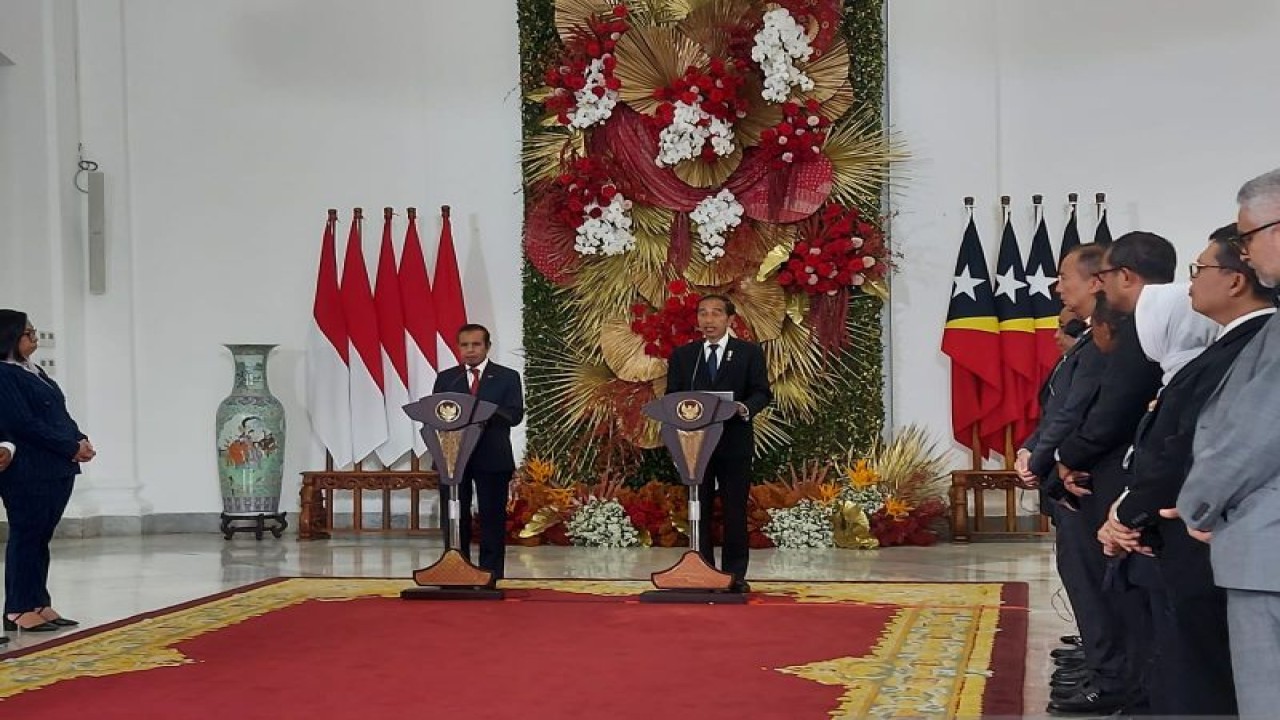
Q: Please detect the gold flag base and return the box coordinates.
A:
[400,548,503,601]
[639,550,746,604]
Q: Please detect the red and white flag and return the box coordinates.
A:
[432,205,468,364]
[373,208,415,466]
[399,207,439,457]
[305,210,353,468]
[340,208,389,464]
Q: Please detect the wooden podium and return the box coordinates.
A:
[639,391,745,604]
[399,392,503,600]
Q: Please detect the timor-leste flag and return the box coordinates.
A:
[1094,203,1113,246]
[1026,213,1062,379]
[1059,202,1081,266]
[985,215,1038,452]
[941,216,1003,456]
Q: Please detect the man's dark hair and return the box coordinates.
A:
[697,294,737,316]
[1061,318,1087,339]
[457,323,491,347]
[0,310,28,362]
[1104,231,1177,283]
[1208,224,1274,302]
[1064,244,1107,277]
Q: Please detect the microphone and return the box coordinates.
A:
[690,343,701,391]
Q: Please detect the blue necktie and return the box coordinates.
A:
[707,343,720,382]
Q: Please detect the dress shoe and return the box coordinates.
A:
[1058,634,1082,646]
[730,579,752,593]
[1050,646,1084,660]
[3,613,60,632]
[1050,667,1089,685]
[0,635,8,646]
[1047,686,1128,715]
[36,608,79,627]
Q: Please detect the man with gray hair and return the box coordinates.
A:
[1176,166,1280,719]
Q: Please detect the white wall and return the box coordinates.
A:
[2,0,1277,520]
[887,0,1280,465]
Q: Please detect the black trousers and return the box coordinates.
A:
[438,471,511,580]
[1,475,74,614]
[1143,578,1237,716]
[696,452,750,581]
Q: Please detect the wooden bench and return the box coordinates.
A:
[298,457,440,540]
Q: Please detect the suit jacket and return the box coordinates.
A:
[432,361,524,475]
[1056,320,1162,474]
[1027,332,1104,481]
[1118,314,1270,593]
[665,336,772,459]
[0,363,86,484]
[1177,312,1280,592]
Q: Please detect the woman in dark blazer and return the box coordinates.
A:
[0,310,94,632]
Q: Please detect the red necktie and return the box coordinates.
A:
[469,367,480,395]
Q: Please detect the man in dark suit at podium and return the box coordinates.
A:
[665,295,772,592]
[433,324,524,585]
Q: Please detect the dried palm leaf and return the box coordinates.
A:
[614,26,709,116]
[769,369,819,422]
[764,316,821,383]
[866,425,950,506]
[797,38,849,103]
[735,74,785,147]
[750,408,792,458]
[686,220,778,288]
[727,276,786,342]
[623,0,694,26]
[755,238,797,282]
[567,255,647,344]
[823,112,907,210]
[600,318,669,382]
[556,0,615,42]
[677,0,760,59]
[522,128,584,186]
[631,204,675,237]
[795,79,853,123]
[627,227,676,306]
[673,146,742,188]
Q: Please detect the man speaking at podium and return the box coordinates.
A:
[433,323,524,586]
[665,295,772,592]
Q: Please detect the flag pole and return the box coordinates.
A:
[1095,192,1106,225]
[1032,193,1043,226]
[1000,194,1011,226]
[999,195,1014,469]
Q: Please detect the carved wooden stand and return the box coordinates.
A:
[221,512,287,540]
[948,428,1050,542]
[298,455,439,540]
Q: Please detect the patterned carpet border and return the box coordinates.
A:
[0,577,1027,718]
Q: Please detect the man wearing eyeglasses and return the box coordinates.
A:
[1177,167,1280,720]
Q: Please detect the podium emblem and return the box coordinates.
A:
[676,399,704,423]
[435,400,462,424]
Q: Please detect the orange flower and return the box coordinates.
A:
[846,460,879,490]
[525,457,556,485]
[884,495,913,520]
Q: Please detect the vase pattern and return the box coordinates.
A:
[216,344,286,515]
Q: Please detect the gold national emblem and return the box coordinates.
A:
[676,399,704,423]
[435,400,461,424]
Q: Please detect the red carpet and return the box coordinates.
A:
[0,578,1026,719]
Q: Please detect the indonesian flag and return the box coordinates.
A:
[432,205,468,363]
[340,209,389,464]
[399,208,439,457]
[305,210,353,468]
[373,208,414,466]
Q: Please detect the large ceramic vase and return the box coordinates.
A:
[216,344,286,516]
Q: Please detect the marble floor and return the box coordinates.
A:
[0,535,1073,717]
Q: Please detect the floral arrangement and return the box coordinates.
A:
[522,0,899,484]
[543,5,630,128]
[565,497,643,547]
[778,203,886,296]
[689,189,744,261]
[653,59,752,167]
[629,279,703,359]
[507,426,947,549]
[751,7,815,102]
[762,498,834,548]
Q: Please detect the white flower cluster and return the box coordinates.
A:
[839,483,885,517]
[574,195,636,256]
[568,57,619,129]
[751,8,815,103]
[690,190,744,262]
[655,101,736,167]
[565,497,641,548]
[762,498,835,548]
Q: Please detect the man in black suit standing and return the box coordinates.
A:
[433,324,524,585]
[1048,232,1176,715]
[665,295,771,593]
[1099,227,1274,716]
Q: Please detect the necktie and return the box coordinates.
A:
[469,367,481,395]
[707,343,720,382]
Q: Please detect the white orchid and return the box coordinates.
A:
[751,8,815,103]
[690,190,744,262]
[573,194,636,257]
[568,56,619,128]
[565,498,641,548]
[655,101,737,167]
